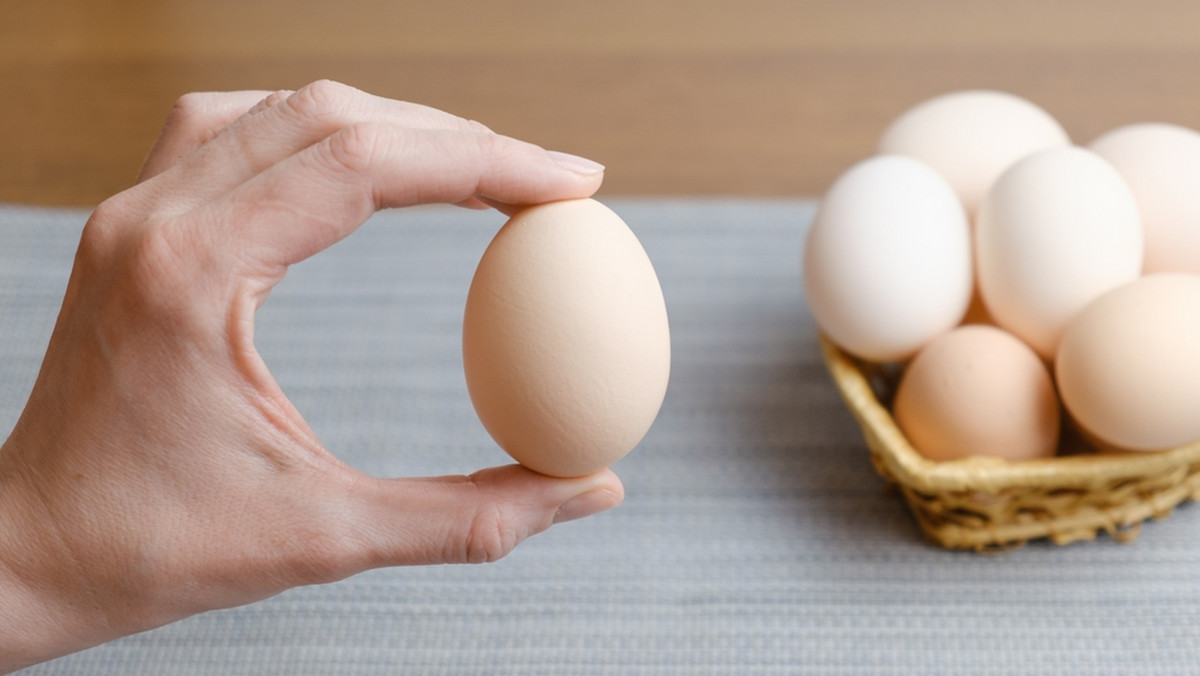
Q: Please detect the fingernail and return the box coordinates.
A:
[547,150,605,175]
[553,488,621,524]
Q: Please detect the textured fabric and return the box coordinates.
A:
[4,200,1199,675]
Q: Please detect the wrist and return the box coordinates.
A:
[0,435,117,672]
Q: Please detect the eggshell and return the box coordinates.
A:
[975,146,1143,360]
[878,90,1070,218]
[1056,273,1200,452]
[1089,122,1200,274]
[804,155,972,363]
[893,325,1060,462]
[462,199,670,477]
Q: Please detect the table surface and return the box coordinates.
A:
[5,0,1200,206]
[7,199,1200,675]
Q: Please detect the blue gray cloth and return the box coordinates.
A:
[4,200,1198,675]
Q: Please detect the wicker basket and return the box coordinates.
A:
[818,333,1200,551]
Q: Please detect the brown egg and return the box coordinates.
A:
[1056,273,1200,452]
[893,325,1060,462]
[462,199,671,477]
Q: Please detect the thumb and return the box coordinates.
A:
[348,465,624,567]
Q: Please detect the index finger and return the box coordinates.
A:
[193,121,604,276]
[141,81,503,213]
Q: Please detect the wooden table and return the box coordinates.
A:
[4,0,1200,206]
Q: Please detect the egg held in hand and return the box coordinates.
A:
[893,325,1060,463]
[462,199,671,478]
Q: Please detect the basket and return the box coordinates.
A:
[818,333,1200,551]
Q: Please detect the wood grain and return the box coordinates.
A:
[4,0,1200,206]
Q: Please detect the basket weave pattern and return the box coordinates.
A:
[820,334,1200,550]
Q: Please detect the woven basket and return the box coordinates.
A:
[819,333,1200,550]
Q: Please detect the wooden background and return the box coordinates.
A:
[4,0,1200,206]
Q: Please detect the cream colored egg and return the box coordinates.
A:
[803,155,972,363]
[878,90,1070,218]
[975,146,1143,360]
[1056,273,1200,452]
[893,325,1060,462]
[1089,122,1200,274]
[462,199,670,477]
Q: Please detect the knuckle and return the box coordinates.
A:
[78,190,157,274]
[464,117,495,135]
[471,130,526,172]
[247,89,292,116]
[156,91,259,161]
[459,503,520,564]
[263,87,295,106]
[324,121,393,175]
[123,223,204,306]
[161,92,236,147]
[72,214,213,341]
[471,129,508,158]
[287,79,359,124]
[105,215,212,326]
[82,195,135,255]
[165,91,213,128]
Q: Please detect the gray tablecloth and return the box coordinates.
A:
[4,200,1198,675]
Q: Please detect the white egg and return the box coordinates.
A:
[879,90,1070,219]
[804,155,972,363]
[975,146,1143,360]
[1090,122,1200,274]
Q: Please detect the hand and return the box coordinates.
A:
[0,80,622,671]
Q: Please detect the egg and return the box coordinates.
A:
[975,146,1143,360]
[878,90,1070,218]
[893,325,1060,462]
[462,199,670,477]
[1089,122,1200,275]
[1056,273,1200,452]
[804,155,972,363]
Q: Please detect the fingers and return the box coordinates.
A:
[132,80,604,277]
[137,90,279,182]
[347,466,624,567]
[143,80,499,210]
[198,120,604,272]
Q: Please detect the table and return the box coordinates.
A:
[5,199,1199,675]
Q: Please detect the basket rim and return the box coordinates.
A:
[818,333,1200,495]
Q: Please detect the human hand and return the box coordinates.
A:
[0,80,622,671]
